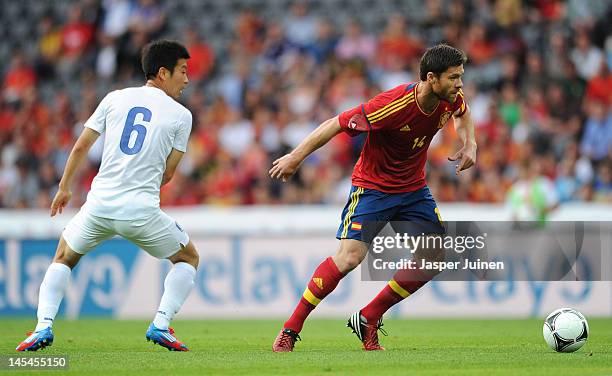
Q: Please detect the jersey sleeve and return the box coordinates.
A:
[173,109,193,152]
[452,89,469,117]
[338,85,409,136]
[84,93,113,133]
[338,105,368,137]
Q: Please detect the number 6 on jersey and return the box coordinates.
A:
[120,107,152,155]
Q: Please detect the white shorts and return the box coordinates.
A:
[62,207,190,259]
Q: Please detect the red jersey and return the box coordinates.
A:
[338,82,468,193]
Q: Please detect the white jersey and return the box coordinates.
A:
[83,86,192,220]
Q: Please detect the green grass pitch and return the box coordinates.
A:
[3,318,611,375]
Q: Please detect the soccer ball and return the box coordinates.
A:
[543,308,589,352]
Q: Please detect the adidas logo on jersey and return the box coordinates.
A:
[400,124,411,131]
[312,278,323,289]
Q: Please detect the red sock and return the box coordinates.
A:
[284,257,345,333]
[361,266,431,324]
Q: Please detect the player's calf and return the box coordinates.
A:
[272,241,367,352]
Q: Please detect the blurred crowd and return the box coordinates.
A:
[1,0,611,210]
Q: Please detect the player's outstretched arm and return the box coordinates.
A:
[448,108,477,175]
[51,128,100,216]
[162,148,185,186]
[269,116,342,182]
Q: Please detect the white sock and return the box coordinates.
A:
[35,263,71,332]
[153,262,196,330]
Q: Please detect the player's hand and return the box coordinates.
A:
[50,188,72,217]
[269,153,301,182]
[448,144,476,175]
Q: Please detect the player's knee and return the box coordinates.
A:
[419,247,444,263]
[335,245,366,272]
[53,238,82,269]
[169,241,199,269]
[342,251,363,271]
[190,247,200,269]
[415,243,445,277]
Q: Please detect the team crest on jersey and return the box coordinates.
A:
[438,111,452,129]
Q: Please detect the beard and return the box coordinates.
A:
[432,87,445,101]
[432,85,455,102]
[441,89,457,102]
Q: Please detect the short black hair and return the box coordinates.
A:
[419,44,467,81]
[141,40,190,80]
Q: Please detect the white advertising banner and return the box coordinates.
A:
[1,205,610,319]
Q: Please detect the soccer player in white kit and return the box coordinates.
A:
[17,40,199,352]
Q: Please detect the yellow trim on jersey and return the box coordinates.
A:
[303,288,321,306]
[414,83,438,116]
[369,98,415,124]
[367,93,414,123]
[341,187,364,238]
[367,92,414,119]
[388,279,411,299]
[456,90,466,116]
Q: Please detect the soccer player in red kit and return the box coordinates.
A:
[270,44,476,351]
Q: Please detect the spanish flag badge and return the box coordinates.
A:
[351,222,362,230]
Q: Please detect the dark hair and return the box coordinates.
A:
[141,40,190,80]
[419,44,467,81]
